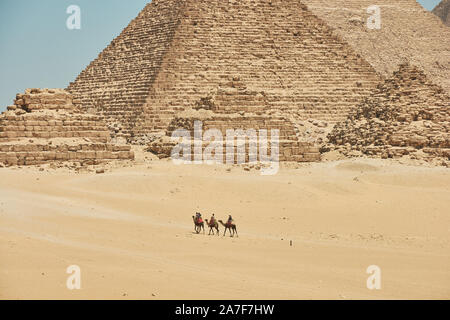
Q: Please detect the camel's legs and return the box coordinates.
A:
[234,226,238,237]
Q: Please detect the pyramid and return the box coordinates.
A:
[305,0,450,92]
[68,0,381,144]
[433,0,450,26]
[328,64,450,164]
[0,89,134,167]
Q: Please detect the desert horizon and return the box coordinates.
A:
[1,150,449,299]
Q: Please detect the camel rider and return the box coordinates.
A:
[210,214,216,225]
[227,215,233,226]
[196,212,203,224]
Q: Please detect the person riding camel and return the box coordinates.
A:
[196,212,203,224]
[227,215,233,226]
[209,214,216,226]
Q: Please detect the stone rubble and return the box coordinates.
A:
[327,64,450,166]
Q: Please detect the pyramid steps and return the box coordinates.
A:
[67,0,381,148]
[305,0,450,92]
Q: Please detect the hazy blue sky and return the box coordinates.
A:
[0,0,442,110]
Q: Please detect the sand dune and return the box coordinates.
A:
[0,159,449,299]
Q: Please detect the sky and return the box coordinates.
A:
[0,0,443,111]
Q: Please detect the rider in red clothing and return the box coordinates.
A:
[209,213,216,225]
[195,212,203,224]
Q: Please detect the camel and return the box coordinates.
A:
[218,220,238,237]
[205,219,219,236]
[192,214,205,234]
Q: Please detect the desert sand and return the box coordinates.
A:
[0,154,449,300]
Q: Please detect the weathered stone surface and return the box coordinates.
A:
[147,107,321,163]
[328,64,450,165]
[68,0,381,142]
[0,89,134,167]
[61,0,450,165]
[433,0,450,27]
[305,0,450,92]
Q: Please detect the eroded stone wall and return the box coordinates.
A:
[0,89,134,167]
[149,111,320,163]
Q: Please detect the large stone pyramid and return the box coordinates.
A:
[305,0,450,92]
[68,0,382,143]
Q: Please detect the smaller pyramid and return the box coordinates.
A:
[328,64,450,165]
[0,89,134,167]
